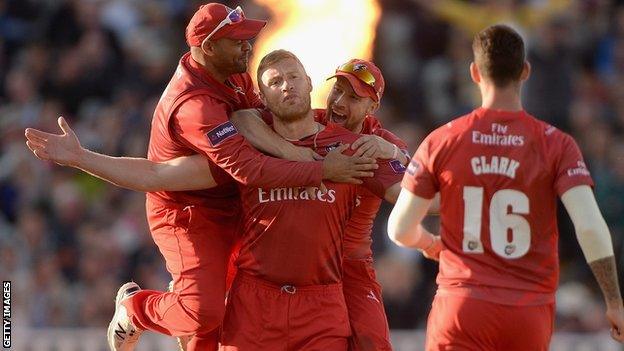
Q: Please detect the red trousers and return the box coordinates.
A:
[221,272,351,351]
[123,197,240,351]
[343,258,392,351]
[425,294,554,351]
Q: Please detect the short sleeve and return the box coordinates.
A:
[553,133,594,196]
[401,134,439,199]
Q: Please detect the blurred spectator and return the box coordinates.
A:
[2,0,623,335]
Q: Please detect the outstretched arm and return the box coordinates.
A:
[561,185,624,343]
[25,117,217,192]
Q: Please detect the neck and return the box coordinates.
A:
[352,119,365,134]
[479,83,523,111]
[190,49,229,83]
[273,109,319,140]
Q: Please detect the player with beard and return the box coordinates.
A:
[25,55,436,350]
[24,4,377,351]
[229,59,434,351]
[218,49,414,351]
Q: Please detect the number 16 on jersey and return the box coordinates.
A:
[462,186,531,259]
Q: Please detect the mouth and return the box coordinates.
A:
[283,94,299,103]
[329,109,347,124]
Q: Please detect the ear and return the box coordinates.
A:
[258,89,268,106]
[520,61,531,82]
[306,75,313,92]
[366,100,379,115]
[201,39,216,57]
[470,62,481,84]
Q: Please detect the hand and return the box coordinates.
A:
[24,116,84,167]
[288,145,323,162]
[421,235,443,262]
[322,144,378,184]
[351,135,396,159]
[606,304,624,342]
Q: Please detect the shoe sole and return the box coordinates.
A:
[107,282,140,351]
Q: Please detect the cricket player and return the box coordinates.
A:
[25,3,377,351]
[219,49,407,351]
[230,58,421,351]
[387,24,624,350]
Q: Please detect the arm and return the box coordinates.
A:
[351,134,410,166]
[25,117,217,191]
[384,182,401,203]
[230,109,319,162]
[174,97,376,187]
[387,188,442,260]
[561,185,624,342]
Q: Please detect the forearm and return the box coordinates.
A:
[74,149,163,191]
[230,110,303,160]
[75,150,217,192]
[589,256,623,308]
[393,223,436,250]
[387,190,433,248]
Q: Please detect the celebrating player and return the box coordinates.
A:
[230,58,421,351]
[25,3,376,351]
[218,49,405,350]
[387,24,624,350]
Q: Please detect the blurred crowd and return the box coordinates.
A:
[1,0,623,335]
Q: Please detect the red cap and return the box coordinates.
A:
[185,3,267,47]
[327,59,385,102]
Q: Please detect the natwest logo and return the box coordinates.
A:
[258,187,336,203]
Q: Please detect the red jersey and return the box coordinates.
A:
[147,52,323,212]
[235,116,404,286]
[316,111,409,259]
[402,107,593,305]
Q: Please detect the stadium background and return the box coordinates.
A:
[1,0,624,349]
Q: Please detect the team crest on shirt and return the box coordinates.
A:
[389,159,406,174]
[206,121,238,146]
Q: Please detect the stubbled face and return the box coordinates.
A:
[209,38,252,74]
[326,76,376,132]
[259,58,312,122]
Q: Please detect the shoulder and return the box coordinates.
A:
[229,72,254,86]
[175,93,229,119]
[361,115,383,134]
[531,115,578,150]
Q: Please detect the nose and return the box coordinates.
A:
[281,78,294,92]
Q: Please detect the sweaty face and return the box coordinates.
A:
[259,58,312,122]
[209,38,252,74]
[326,76,376,133]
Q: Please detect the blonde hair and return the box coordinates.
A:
[256,49,306,84]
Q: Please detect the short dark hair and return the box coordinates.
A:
[472,25,526,87]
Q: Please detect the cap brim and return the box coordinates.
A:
[217,18,267,40]
[327,72,378,102]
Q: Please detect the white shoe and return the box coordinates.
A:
[167,280,192,351]
[107,282,143,351]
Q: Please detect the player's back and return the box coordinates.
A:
[419,107,592,305]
